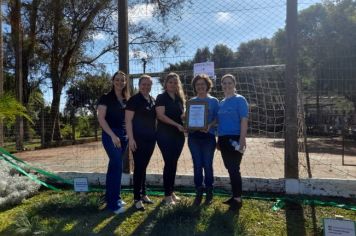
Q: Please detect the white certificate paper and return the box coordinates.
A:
[188,104,206,128]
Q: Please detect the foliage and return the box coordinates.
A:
[0,93,32,124]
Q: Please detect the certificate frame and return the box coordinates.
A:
[186,101,208,130]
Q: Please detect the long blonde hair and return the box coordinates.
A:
[164,72,186,105]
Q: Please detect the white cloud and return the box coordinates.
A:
[130,50,148,59]
[128,3,156,24]
[92,32,106,40]
[216,12,232,23]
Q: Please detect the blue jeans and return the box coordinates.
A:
[102,129,127,211]
[188,133,216,188]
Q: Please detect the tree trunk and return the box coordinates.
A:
[44,82,62,146]
[11,0,24,151]
[0,0,4,146]
[92,109,98,141]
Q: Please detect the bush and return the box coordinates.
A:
[0,159,40,208]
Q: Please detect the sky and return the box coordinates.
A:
[1,0,323,109]
[92,0,323,75]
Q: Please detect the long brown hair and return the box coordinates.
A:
[164,72,186,105]
[112,71,130,100]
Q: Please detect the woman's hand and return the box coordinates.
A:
[129,139,137,152]
[239,137,246,151]
[176,124,186,133]
[111,135,121,148]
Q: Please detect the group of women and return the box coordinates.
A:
[97,71,249,214]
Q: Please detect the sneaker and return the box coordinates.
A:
[118,199,127,207]
[205,187,213,205]
[228,200,243,211]
[135,200,145,211]
[164,196,176,205]
[193,187,204,206]
[172,192,181,202]
[142,195,154,204]
[113,206,126,214]
[222,197,235,205]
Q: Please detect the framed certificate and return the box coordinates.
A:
[186,101,208,130]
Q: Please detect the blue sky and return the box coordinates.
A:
[1,0,322,108]
[93,0,322,75]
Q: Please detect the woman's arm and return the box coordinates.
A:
[156,106,185,132]
[125,110,137,152]
[239,118,248,150]
[97,105,121,148]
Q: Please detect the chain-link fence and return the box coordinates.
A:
[1,0,355,181]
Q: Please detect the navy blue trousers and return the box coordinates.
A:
[102,129,127,211]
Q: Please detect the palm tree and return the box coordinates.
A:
[0,93,32,123]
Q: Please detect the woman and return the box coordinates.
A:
[126,75,156,211]
[97,71,130,214]
[217,74,248,211]
[156,72,186,205]
[188,74,219,205]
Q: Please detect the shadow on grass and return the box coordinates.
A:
[285,202,307,236]
[141,199,203,236]
[203,207,245,236]
[0,192,137,235]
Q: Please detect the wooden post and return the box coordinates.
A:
[285,0,299,179]
[118,0,132,173]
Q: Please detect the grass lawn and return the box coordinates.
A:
[0,190,355,236]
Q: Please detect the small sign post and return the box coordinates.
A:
[193,62,215,79]
[323,218,356,236]
[73,177,89,192]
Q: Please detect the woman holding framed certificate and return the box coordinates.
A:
[156,72,186,205]
[217,74,249,211]
[187,74,219,206]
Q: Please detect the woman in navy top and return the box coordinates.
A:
[126,75,156,211]
[217,74,249,211]
[97,71,130,214]
[188,74,219,205]
[156,72,186,205]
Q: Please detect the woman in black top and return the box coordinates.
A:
[156,72,186,205]
[97,71,130,214]
[125,75,156,211]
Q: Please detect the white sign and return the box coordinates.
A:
[193,62,215,78]
[323,218,356,236]
[73,177,89,192]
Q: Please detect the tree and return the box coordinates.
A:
[65,72,111,141]
[236,38,275,67]
[212,44,234,68]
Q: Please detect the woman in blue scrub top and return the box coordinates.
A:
[217,74,249,211]
[97,71,130,214]
[188,74,219,205]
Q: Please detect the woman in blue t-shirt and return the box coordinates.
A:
[97,71,130,214]
[217,74,249,211]
[188,74,219,205]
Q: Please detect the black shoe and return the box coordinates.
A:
[204,187,213,205]
[223,197,235,205]
[193,187,204,206]
[228,200,242,211]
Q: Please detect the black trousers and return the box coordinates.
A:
[218,135,243,198]
[157,131,185,196]
[133,137,156,200]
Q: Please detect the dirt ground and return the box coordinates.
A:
[15,137,356,180]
